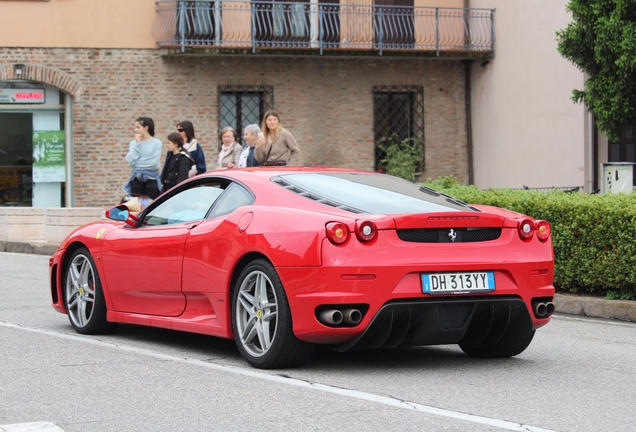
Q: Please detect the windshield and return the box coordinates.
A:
[276,173,474,215]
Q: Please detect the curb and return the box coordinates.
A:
[1,241,635,323]
[0,240,59,256]
[554,293,636,323]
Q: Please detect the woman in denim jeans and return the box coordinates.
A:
[123,117,163,199]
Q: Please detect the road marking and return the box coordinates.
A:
[0,321,556,432]
[0,422,66,432]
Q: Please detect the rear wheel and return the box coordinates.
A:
[459,330,535,358]
[63,247,117,335]
[231,259,315,369]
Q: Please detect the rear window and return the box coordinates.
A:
[274,173,475,215]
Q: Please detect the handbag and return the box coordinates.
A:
[263,160,287,167]
[262,143,287,166]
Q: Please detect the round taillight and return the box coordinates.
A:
[518,219,534,240]
[355,220,377,242]
[535,220,551,241]
[326,222,349,245]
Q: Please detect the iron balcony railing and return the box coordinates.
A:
[152,1,495,56]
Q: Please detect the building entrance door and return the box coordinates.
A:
[0,113,33,206]
[0,83,66,207]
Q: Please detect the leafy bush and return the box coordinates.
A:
[377,134,422,181]
[423,176,636,298]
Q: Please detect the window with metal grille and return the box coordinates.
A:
[218,86,274,145]
[608,125,636,186]
[373,86,424,171]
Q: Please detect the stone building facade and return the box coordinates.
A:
[1,47,468,207]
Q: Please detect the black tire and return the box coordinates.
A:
[63,247,117,335]
[231,259,315,369]
[459,330,536,359]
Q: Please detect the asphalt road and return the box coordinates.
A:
[1,252,635,432]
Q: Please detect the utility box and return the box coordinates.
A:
[601,162,635,194]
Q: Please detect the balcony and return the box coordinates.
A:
[152,1,495,58]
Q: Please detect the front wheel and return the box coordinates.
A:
[459,330,535,358]
[63,247,117,335]
[231,259,315,369]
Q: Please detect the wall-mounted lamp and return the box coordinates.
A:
[480,60,490,67]
[14,64,26,76]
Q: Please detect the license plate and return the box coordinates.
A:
[422,271,495,295]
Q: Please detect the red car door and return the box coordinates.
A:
[100,223,192,316]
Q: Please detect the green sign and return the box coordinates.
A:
[33,130,66,182]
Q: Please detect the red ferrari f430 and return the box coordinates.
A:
[50,168,555,368]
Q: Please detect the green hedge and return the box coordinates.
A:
[423,177,636,300]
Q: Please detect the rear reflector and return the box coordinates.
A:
[341,274,376,280]
[530,269,549,275]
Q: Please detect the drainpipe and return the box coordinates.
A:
[464,59,474,185]
[65,97,74,207]
[592,114,598,192]
[463,1,474,185]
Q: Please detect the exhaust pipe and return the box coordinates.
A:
[533,302,547,318]
[545,302,555,316]
[319,309,343,326]
[342,308,362,325]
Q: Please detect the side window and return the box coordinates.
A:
[142,183,224,226]
[208,183,254,218]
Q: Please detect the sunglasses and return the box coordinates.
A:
[177,128,184,132]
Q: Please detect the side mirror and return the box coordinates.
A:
[105,205,137,227]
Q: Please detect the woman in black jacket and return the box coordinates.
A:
[161,132,194,193]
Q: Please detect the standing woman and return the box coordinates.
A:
[124,117,163,199]
[161,132,194,192]
[255,110,301,166]
[177,120,206,175]
[215,126,243,170]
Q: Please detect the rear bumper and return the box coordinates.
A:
[279,230,554,345]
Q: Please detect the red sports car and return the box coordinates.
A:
[49,168,555,369]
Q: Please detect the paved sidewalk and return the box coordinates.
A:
[2,240,635,323]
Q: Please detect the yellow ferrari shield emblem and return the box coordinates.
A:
[96,229,106,239]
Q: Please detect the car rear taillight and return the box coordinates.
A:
[535,220,551,241]
[326,222,349,245]
[355,220,377,242]
[518,219,534,240]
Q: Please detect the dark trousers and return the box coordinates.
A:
[130,178,160,199]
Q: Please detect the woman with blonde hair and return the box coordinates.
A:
[215,126,243,170]
[255,110,301,166]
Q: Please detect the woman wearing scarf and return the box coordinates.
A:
[215,126,242,170]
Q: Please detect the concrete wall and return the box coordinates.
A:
[470,0,588,190]
[0,207,104,243]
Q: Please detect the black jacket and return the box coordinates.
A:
[161,151,193,192]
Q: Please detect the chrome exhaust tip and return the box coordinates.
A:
[342,308,362,325]
[545,302,555,316]
[533,302,547,318]
[319,309,343,326]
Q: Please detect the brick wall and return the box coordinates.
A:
[1,48,468,207]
